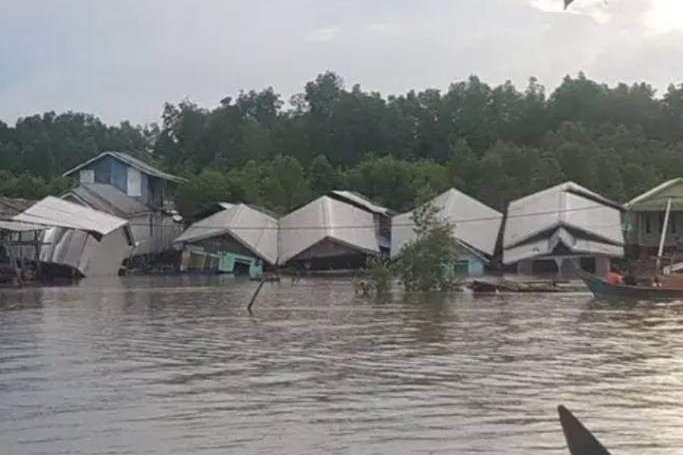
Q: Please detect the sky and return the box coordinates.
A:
[1,0,682,126]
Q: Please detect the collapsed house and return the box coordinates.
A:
[503,182,624,278]
[278,196,381,270]
[174,203,278,276]
[63,183,181,258]
[61,152,184,261]
[14,196,133,277]
[391,188,503,276]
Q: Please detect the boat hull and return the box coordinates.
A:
[579,271,683,301]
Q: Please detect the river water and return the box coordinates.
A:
[1,276,683,455]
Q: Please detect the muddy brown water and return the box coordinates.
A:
[1,275,683,454]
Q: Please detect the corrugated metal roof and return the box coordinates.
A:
[328,190,391,216]
[503,181,624,250]
[175,204,278,265]
[278,196,380,264]
[391,188,503,259]
[62,151,185,183]
[66,184,151,218]
[503,227,624,264]
[625,178,683,210]
[13,196,129,236]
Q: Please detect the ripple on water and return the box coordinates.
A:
[1,276,683,454]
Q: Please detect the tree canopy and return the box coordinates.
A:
[2,72,683,214]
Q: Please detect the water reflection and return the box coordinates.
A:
[1,278,683,454]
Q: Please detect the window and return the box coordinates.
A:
[127,167,142,197]
[671,214,677,234]
[659,212,664,233]
[645,213,652,234]
[79,169,94,184]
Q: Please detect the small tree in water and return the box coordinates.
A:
[397,202,461,292]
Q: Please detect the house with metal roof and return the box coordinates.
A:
[327,190,393,252]
[391,188,503,276]
[278,196,381,269]
[62,151,185,209]
[174,203,278,273]
[14,196,133,277]
[503,182,624,278]
[624,178,683,256]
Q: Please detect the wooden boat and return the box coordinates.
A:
[558,405,613,455]
[578,270,683,301]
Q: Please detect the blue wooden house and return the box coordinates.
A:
[61,152,185,259]
[62,152,185,209]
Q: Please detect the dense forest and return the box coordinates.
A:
[2,71,683,215]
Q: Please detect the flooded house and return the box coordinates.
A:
[278,196,381,270]
[390,188,503,276]
[14,196,133,277]
[502,182,624,278]
[327,190,393,253]
[0,197,45,284]
[61,152,185,262]
[174,203,278,276]
[624,178,683,258]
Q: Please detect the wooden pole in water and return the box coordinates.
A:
[656,197,672,273]
[247,280,265,314]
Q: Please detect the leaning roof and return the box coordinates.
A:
[328,190,391,216]
[503,181,624,251]
[278,196,380,264]
[66,184,151,218]
[62,151,185,183]
[625,178,683,211]
[174,204,279,265]
[13,196,128,236]
[391,188,503,259]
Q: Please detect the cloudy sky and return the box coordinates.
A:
[1,0,682,125]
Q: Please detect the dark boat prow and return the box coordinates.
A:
[558,405,613,455]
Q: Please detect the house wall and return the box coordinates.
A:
[451,251,486,276]
[185,234,255,258]
[129,213,182,257]
[74,156,164,207]
[517,255,611,279]
[630,210,683,249]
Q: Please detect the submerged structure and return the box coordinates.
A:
[391,188,503,276]
[14,196,133,277]
[327,190,392,252]
[174,203,278,276]
[0,198,45,285]
[63,183,182,258]
[61,152,184,261]
[503,182,624,278]
[278,196,381,270]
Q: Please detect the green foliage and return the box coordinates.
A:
[364,256,394,295]
[396,202,461,292]
[3,72,683,215]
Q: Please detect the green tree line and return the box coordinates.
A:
[2,72,683,214]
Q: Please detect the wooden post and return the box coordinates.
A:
[3,234,23,287]
[656,198,673,273]
[247,280,265,314]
